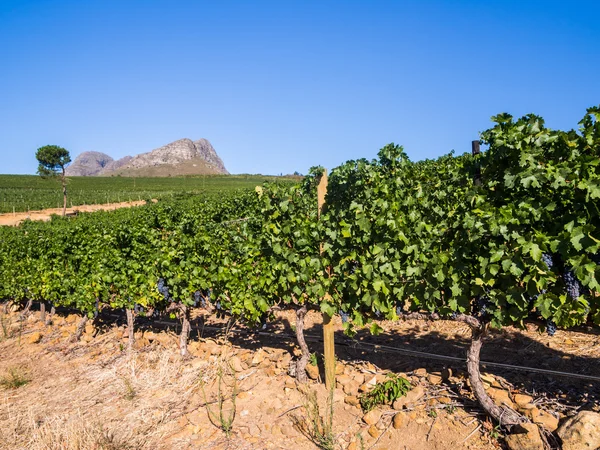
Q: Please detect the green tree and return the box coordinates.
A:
[35,145,71,217]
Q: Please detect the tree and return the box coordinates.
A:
[35,145,71,217]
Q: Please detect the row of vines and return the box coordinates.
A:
[1,107,599,430]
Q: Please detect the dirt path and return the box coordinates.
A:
[0,200,152,226]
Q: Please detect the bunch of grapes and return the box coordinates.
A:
[542,253,553,270]
[215,300,227,319]
[563,270,580,301]
[134,303,145,314]
[339,310,350,324]
[476,294,491,321]
[157,278,171,302]
[192,291,206,308]
[546,319,557,336]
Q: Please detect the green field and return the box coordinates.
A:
[0,174,295,213]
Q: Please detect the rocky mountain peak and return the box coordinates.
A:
[65,138,228,177]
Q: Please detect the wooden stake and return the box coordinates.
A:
[472,140,482,186]
[317,170,336,390]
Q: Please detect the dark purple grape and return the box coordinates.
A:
[157,278,171,301]
[546,320,557,336]
[542,253,553,270]
[563,270,580,301]
[339,310,350,323]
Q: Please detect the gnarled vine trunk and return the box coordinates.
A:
[466,323,525,428]
[71,314,88,342]
[179,304,191,357]
[295,305,310,383]
[20,299,33,320]
[39,301,46,323]
[45,304,55,326]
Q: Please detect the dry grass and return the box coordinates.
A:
[0,366,30,390]
[0,328,216,450]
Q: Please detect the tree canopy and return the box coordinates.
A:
[35,145,71,177]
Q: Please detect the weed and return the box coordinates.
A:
[428,408,438,418]
[0,366,30,389]
[121,376,136,401]
[0,312,11,340]
[201,363,238,437]
[292,386,335,450]
[359,373,411,412]
[309,352,318,366]
[445,404,456,414]
[355,432,365,450]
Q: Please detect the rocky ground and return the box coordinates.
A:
[0,306,599,450]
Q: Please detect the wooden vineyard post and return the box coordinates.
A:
[318,170,336,390]
[472,140,481,186]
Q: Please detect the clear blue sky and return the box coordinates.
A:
[1,0,598,175]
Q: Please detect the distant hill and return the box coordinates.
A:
[66,138,228,177]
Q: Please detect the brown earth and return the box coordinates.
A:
[0,307,597,450]
[0,200,153,227]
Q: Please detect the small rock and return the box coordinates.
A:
[392,384,424,410]
[413,368,427,377]
[505,423,544,450]
[392,413,404,429]
[531,409,559,432]
[363,409,382,426]
[514,394,534,407]
[427,374,442,385]
[27,332,43,344]
[347,442,357,450]
[276,352,292,369]
[438,396,452,405]
[229,356,245,372]
[65,314,78,324]
[251,350,266,367]
[237,391,249,400]
[352,373,365,385]
[345,396,360,407]
[284,376,296,389]
[557,410,600,450]
[343,380,360,396]
[481,373,500,387]
[359,375,377,393]
[368,425,380,438]
[487,388,514,409]
[306,364,320,380]
[337,374,352,387]
[335,363,345,375]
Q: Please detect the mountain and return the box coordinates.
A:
[66,138,228,177]
[65,151,114,176]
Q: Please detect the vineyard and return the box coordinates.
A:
[0,174,292,213]
[1,107,600,449]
